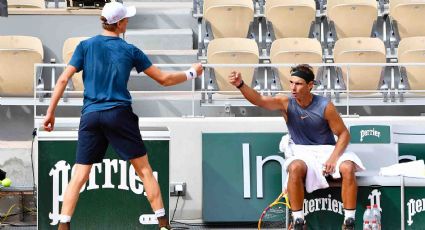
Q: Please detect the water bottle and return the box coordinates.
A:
[371,204,381,229]
[363,220,371,230]
[363,206,373,229]
[371,220,379,230]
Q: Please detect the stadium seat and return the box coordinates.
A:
[327,0,378,39]
[333,37,386,95]
[8,0,45,8]
[0,35,43,97]
[397,37,425,92]
[63,37,89,92]
[207,38,259,92]
[390,0,425,39]
[203,0,254,39]
[270,38,323,91]
[264,0,316,39]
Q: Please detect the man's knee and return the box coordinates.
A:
[288,160,307,178]
[140,166,153,177]
[339,161,356,178]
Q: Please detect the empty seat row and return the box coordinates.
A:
[200,0,425,56]
[1,35,424,98]
[206,36,425,95]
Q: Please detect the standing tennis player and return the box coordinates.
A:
[228,64,364,230]
[43,2,202,229]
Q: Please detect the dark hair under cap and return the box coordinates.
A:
[290,64,315,83]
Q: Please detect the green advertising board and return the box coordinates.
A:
[202,133,286,222]
[202,132,425,229]
[304,186,401,229]
[405,187,425,229]
[38,140,169,230]
[399,144,425,162]
[350,125,391,144]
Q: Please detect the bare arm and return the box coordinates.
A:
[43,65,77,131]
[228,71,288,111]
[144,63,203,87]
[323,102,351,173]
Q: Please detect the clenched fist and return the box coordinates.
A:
[228,71,243,87]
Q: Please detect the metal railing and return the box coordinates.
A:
[2,62,424,117]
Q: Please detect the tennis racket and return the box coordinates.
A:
[258,191,291,229]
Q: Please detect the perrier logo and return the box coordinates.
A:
[350,125,391,144]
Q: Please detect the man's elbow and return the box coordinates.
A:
[57,76,69,86]
[158,78,173,87]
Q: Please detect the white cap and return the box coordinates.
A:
[101,2,136,25]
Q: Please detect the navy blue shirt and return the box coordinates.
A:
[69,35,152,115]
[286,94,336,145]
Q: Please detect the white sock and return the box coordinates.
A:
[59,215,71,223]
[154,208,166,218]
[292,210,304,220]
[344,209,356,221]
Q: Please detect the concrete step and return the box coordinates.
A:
[127,2,197,30]
[145,49,198,64]
[125,29,193,50]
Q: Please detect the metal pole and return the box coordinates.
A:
[400,176,405,230]
[346,65,350,115]
[0,0,7,17]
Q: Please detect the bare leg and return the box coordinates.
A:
[287,160,307,211]
[130,154,170,228]
[130,154,164,211]
[339,161,357,209]
[60,164,92,216]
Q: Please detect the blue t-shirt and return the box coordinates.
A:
[69,35,152,115]
[286,94,336,145]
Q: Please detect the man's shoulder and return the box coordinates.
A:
[313,94,329,101]
[82,35,101,44]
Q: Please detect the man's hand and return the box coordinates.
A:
[43,112,55,132]
[323,154,339,175]
[192,63,203,77]
[228,71,242,87]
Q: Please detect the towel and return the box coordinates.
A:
[379,160,425,178]
[280,134,366,193]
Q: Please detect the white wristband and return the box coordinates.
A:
[185,67,197,80]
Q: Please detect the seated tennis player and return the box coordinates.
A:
[228,64,365,230]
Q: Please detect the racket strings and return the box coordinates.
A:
[259,204,287,228]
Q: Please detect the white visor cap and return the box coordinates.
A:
[101,2,136,25]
